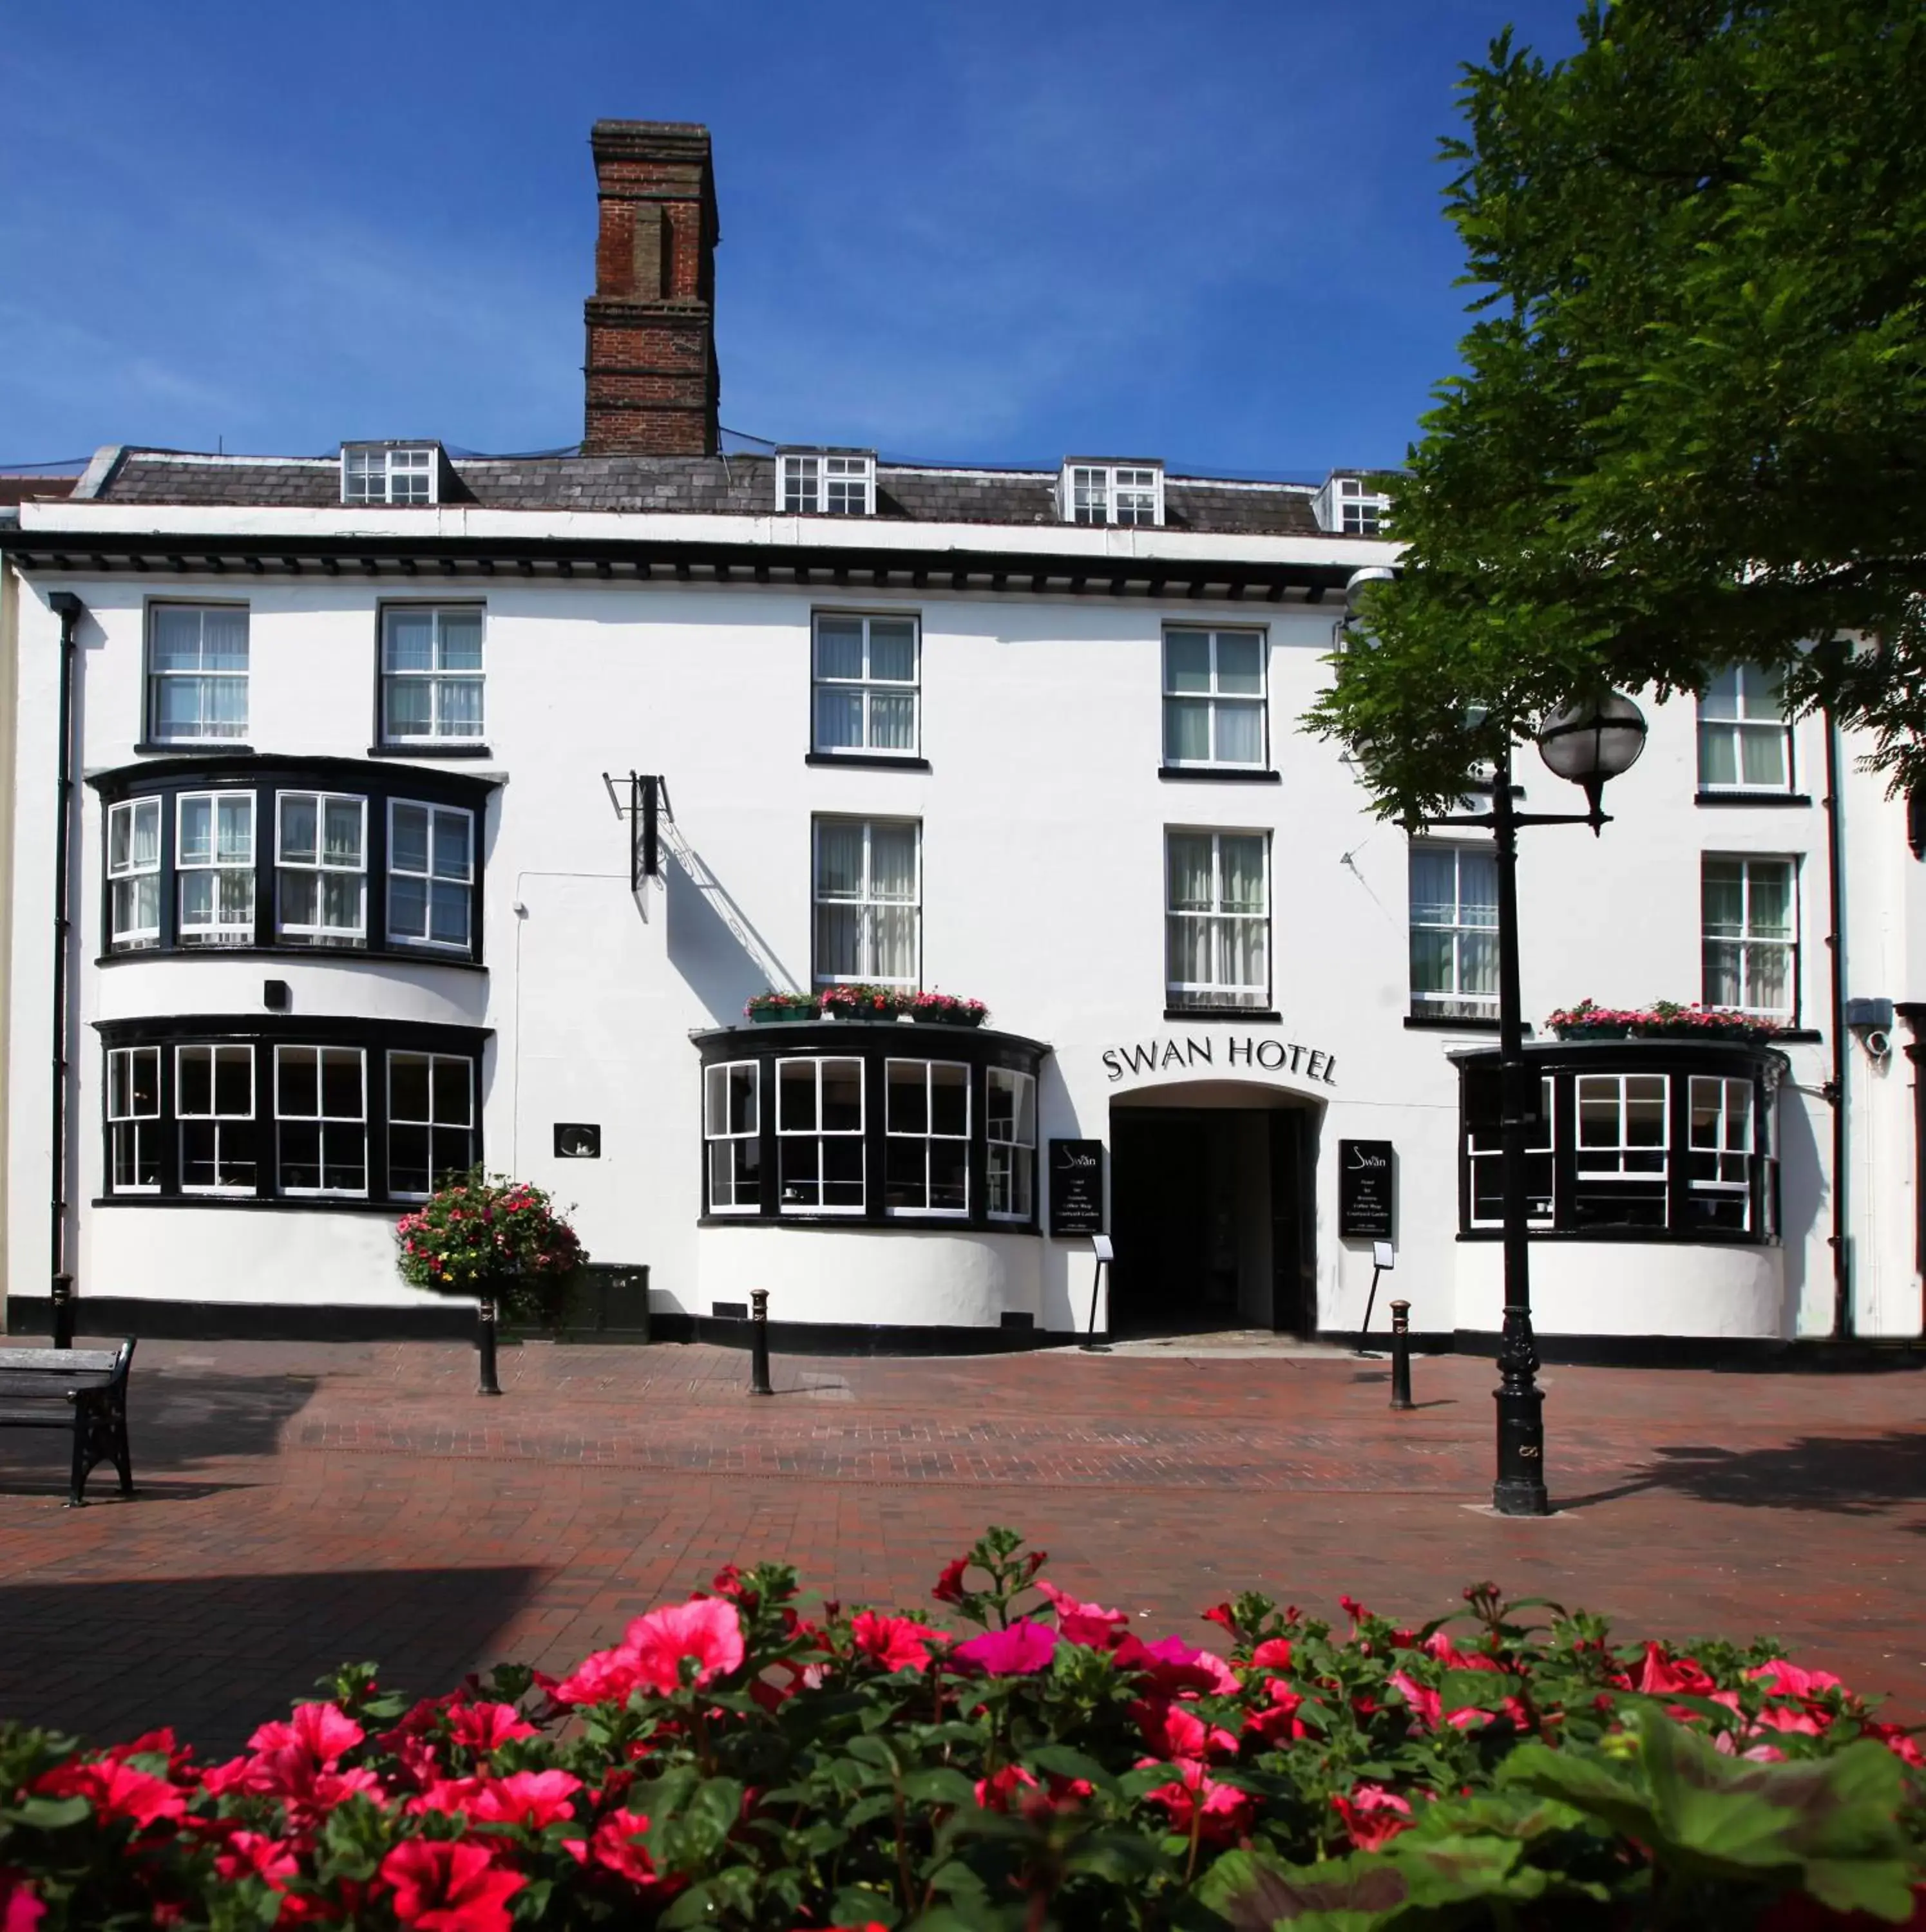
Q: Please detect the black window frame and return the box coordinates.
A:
[93,1014,488,1213]
[1453,1039,1786,1247]
[692,1021,1049,1233]
[90,755,492,969]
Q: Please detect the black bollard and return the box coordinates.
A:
[749,1289,774,1396]
[476,1295,503,1397]
[50,1274,74,1350]
[1389,1300,1414,1412]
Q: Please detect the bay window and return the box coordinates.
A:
[176,1045,256,1192]
[387,1052,474,1198]
[176,793,255,946]
[275,1045,367,1196]
[884,1059,969,1215]
[278,793,367,946]
[814,817,919,989]
[1163,629,1266,769]
[1574,1074,1669,1227]
[986,1068,1036,1220]
[813,614,919,757]
[704,1062,761,1214]
[107,1047,160,1192]
[1687,1075,1755,1232]
[777,1056,865,1211]
[107,799,162,951]
[1465,1075,1554,1227]
[1166,830,1270,1010]
[1702,856,1797,1016]
[146,604,249,744]
[388,802,473,949]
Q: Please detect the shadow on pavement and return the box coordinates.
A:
[0,1566,549,1756]
[0,1368,321,1498]
[1559,1432,1926,1515]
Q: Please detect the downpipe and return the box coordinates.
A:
[46,592,83,1348]
[1824,712,1851,1340]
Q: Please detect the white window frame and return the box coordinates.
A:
[986,1067,1037,1222]
[775,1056,866,1214]
[106,1045,161,1194]
[175,1043,257,1195]
[779,451,875,517]
[342,444,437,506]
[107,797,162,952]
[1339,477,1387,535]
[1697,665,1793,794]
[1467,1075,1555,1229]
[276,792,368,947]
[379,605,486,744]
[703,1061,761,1215]
[273,1045,368,1198]
[1574,1072,1670,1204]
[812,817,922,990]
[386,1052,475,1200]
[811,613,921,758]
[884,1058,970,1217]
[1161,627,1268,770]
[1702,855,1797,1018]
[1687,1074,1755,1231]
[175,791,256,947]
[386,800,475,952]
[146,603,249,744]
[1165,829,1271,1012]
[1408,843,1500,1019]
[1060,461,1163,527]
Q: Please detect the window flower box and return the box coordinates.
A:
[909,993,989,1027]
[1547,999,1789,1046]
[745,993,821,1024]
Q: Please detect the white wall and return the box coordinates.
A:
[5,538,1914,1343]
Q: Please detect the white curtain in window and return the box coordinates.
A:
[868,621,915,682]
[869,822,917,979]
[814,619,865,681]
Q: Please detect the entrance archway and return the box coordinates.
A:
[1107,1082,1319,1339]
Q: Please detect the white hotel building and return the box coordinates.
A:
[1,122,1922,1359]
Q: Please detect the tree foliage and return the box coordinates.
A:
[1306,0,1926,823]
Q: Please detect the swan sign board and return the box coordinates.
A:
[1339,1139,1395,1239]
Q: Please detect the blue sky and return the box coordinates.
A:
[1,2,1583,478]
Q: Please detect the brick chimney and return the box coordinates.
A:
[583,121,720,456]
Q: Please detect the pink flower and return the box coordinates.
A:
[1243,1679,1308,1744]
[1112,1633,1240,1697]
[1748,1661,1847,1702]
[381,1839,524,1932]
[470,1769,584,1829]
[1036,1579,1129,1649]
[1389,1669,1442,1730]
[564,1808,676,1892]
[1132,1696,1238,1762]
[1331,1783,1413,1851]
[0,1871,43,1932]
[1140,1759,1254,1842]
[211,1831,300,1884]
[1635,1643,1717,1698]
[32,1758,187,1829]
[953,1619,1058,1675]
[850,1611,946,1672]
[446,1703,539,1753]
[1249,1637,1294,1672]
[975,1763,1093,1819]
[555,1598,745,1705]
[247,1703,366,1765]
[1862,1721,1926,1768]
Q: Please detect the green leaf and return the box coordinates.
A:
[1195,1848,1409,1932]
[901,1766,978,1808]
[4,1794,91,1829]
[1027,1743,1121,1795]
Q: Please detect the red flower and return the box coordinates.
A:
[1243,1680,1308,1744]
[1748,1660,1847,1702]
[1331,1783,1413,1851]
[1131,1697,1239,1763]
[381,1839,524,1932]
[1140,1760,1254,1843]
[247,1703,366,1765]
[850,1611,946,1672]
[33,1757,187,1829]
[1249,1637,1293,1673]
[975,1763,1092,1820]
[1635,1643,1717,1698]
[211,1831,300,1884]
[931,1557,971,1605]
[1863,1720,1926,1768]
[470,1769,583,1829]
[446,1703,538,1754]
[1112,1633,1240,1697]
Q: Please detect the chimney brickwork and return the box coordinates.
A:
[583,121,720,457]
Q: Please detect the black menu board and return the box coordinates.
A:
[1048,1139,1105,1236]
[1339,1139,1395,1239]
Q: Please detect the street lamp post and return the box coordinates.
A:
[1430,693,1648,1515]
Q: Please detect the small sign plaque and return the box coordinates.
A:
[1048,1139,1105,1236]
[554,1123,602,1159]
[1339,1139,1395,1239]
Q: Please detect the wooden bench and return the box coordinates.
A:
[0,1341,136,1506]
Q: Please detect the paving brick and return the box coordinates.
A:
[0,1338,1921,1752]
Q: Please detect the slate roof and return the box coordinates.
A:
[82,448,1338,540]
[0,475,76,507]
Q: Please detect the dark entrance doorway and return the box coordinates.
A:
[1107,1097,1315,1338]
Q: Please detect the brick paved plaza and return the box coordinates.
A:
[1,1335,1921,1752]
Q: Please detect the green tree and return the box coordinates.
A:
[1307,0,1926,822]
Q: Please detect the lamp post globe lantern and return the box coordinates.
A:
[1536,690,1649,826]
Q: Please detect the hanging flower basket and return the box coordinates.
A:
[394,1168,586,1329]
[1547,999,1789,1045]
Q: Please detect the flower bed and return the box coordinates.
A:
[2,1528,1920,1930]
[1548,998,1793,1045]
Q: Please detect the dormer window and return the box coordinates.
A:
[779,450,875,516]
[341,443,440,507]
[1316,473,1392,536]
[1060,460,1163,527]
